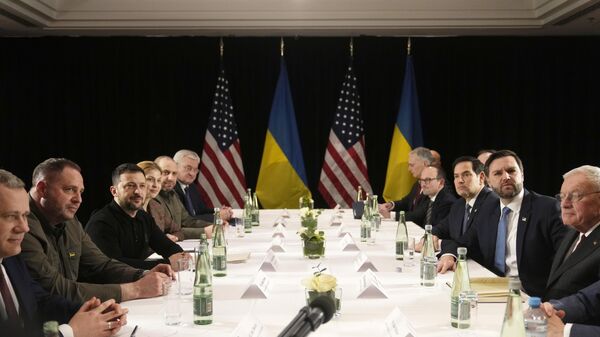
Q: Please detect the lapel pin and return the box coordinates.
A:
[521,217,527,222]
[594,241,598,246]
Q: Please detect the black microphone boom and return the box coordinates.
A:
[277,295,336,337]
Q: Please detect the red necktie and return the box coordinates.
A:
[0,265,19,321]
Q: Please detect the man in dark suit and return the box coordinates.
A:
[0,169,126,337]
[544,165,600,301]
[433,156,497,272]
[379,146,434,218]
[173,149,233,223]
[438,150,567,298]
[542,278,600,336]
[410,165,456,227]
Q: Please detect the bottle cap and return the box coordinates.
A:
[457,247,467,255]
[399,211,405,215]
[528,297,541,307]
[425,224,432,231]
[43,321,59,332]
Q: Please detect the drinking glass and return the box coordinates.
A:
[163,281,181,326]
[403,237,416,268]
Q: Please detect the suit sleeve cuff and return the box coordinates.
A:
[59,324,74,337]
[564,323,573,337]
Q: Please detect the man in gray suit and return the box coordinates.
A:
[545,165,600,301]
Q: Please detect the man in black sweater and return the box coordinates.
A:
[86,163,190,271]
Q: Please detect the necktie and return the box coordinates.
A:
[494,207,512,274]
[571,233,587,255]
[0,265,19,321]
[424,199,433,226]
[461,204,472,234]
[184,186,196,216]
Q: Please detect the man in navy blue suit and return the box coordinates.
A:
[541,278,600,336]
[173,149,233,223]
[434,156,497,272]
[0,169,127,337]
[438,150,567,298]
[410,165,456,228]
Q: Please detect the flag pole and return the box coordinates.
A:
[350,37,354,58]
[280,37,284,57]
[407,37,411,56]
[219,37,224,59]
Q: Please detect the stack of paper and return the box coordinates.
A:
[446,277,528,303]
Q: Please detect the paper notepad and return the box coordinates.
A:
[446,277,528,303]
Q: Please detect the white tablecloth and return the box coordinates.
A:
[119,209,505,337]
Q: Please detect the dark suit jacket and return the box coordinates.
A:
[434,187,496,244]
[392,182,422,213]
[545,225,600,301]
[406,186,456,227]
[174,182,214,222]
[551,278,600,333]
[1,255,78,337]
[450,189,567,298]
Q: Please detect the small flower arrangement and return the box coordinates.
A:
[301,264,337,292]
[299,207,322,228]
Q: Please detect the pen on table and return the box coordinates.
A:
[130,325,138,337]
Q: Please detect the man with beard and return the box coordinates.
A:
[440,150,566,298]
[86,163,188,270]
[155,156,212,239]
[22,158,172,303]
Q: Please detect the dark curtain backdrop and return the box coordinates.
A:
[1,36,598,224]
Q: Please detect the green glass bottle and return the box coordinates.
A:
[451,247,471,328]
[243,194,253,233]
[500,277,526,337]
[360,201,372,243]
[43,321,60,337]
[420,224,436,286]
[212,208,227,277]
[193,240,213,325]
[370,195,381,231]
[395,211,408,260]
[251,192,260,226]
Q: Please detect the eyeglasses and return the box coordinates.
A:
[555,191,600,203]
[419,177,440,184]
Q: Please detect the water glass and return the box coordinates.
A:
[235,218,245,237]
[163,281,181,326]
[403,237,416,268]
[177,258,193,295]
[420,256,437,287]
[457,290,479,329]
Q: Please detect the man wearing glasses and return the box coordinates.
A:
[412,165,456,228]
[545,165,600,301]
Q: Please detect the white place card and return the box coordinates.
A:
[273,217,287,227]
[329,214,342,226]
[353,252,378,272]
[258,250,280,272]
[230,314,267,337]
[241,270,271,299]
[357,269,388,299]
[337,224,351,237]
[339,233,359,251]
[271,223,287,238]
[382,307,417,337]
[269,237,286,252]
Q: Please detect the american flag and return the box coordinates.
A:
[318,62,372,208]
[198,67,247,208]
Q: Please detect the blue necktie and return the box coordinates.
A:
[461,204,471,234]
[494,207,511,274]
[184,186,196,216]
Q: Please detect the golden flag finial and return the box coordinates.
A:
[280,37,284,57]
[407,37,411,56]
[219,37,224,58]
[350,37,354,58]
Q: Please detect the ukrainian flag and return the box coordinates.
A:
[257,59,311,209]
[383,55,424,202]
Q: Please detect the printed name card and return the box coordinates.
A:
[339,233,359,251]
[382,307,417,337]
[258,250,280,272]
[353,252,378,272]
[269,237,286,252]
[357,269,388,299]
[273,217,287,228]
[281,209,291,219]
[230,314,267,337]
[329,214,342,227]
[337,224,351,237]
[272,223,287,238]
[241,271,271,299]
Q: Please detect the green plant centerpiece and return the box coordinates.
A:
[302,264,340,313]
[298,208,325,259]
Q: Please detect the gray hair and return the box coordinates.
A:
[564,165,600,190]
[0,169,25,189]
[410,146,434,165]
[173,149,200,163]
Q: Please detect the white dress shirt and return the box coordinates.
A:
[500,189,524,277]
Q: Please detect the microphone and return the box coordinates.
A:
[277,295,336,337]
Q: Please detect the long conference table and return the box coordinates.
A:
[117,209,506,337]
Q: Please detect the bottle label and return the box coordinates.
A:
[194,294,213,316]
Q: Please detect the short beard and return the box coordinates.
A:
[493,183,523,199]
